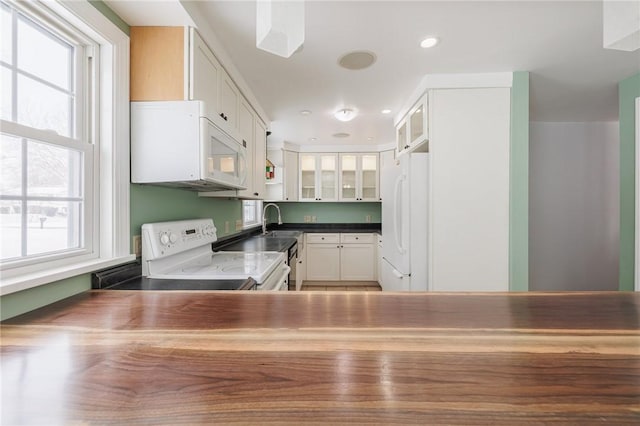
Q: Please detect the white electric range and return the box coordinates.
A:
[141,219,289,291]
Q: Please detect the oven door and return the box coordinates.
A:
[256,261,290,291]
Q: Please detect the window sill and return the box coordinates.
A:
[0,255,136,296]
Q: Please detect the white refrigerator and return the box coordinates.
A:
[381,152,429,291]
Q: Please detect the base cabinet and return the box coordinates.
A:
[306,233,376,281]
[306,243,340,281]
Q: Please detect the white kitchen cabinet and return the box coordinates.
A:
[190,29,221,125]
[339,153,379,201]
[299,154,338,201]
[236,98,255,198]
[219,69,239,131]
[253,118,267,199]
[396,94,428,156]
[306,233,376,281]
[284,150,299,201]
[306,240,341,280]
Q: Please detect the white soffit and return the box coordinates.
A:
[603,0,640,51]
[105,0,194,26]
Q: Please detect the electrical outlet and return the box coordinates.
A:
[235,219,243,231]
[311,216,317,223]
[133,235,141,257]
[225,221,230,234]
[366,214,371,223]
[304,215,310,223]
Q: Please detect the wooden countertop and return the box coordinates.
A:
[2,291,639,424]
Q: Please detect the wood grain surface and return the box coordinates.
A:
[2,291,639,424]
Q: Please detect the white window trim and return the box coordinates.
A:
[242,200,263,230]
[0,0,133,296]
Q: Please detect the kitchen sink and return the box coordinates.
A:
[264,230,302,238]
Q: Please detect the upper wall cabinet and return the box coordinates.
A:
[339,153,379,201]
[299,154,339,202]
[396,94,428,156]
[130,27,242,140]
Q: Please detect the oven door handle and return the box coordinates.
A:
[257,264,290,291]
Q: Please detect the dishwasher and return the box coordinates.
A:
[287,241,298,291]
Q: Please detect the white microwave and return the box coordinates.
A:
[131,101,247,191]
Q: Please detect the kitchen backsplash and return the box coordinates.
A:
[267,202,381,224]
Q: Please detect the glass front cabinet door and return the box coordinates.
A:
[299,154,338,201]
[299,154,317,201]
[339,153,379,201]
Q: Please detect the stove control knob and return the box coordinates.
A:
[169,233,178,243]
[160,233,170,245]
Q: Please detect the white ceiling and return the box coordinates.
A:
[107,0,639,147]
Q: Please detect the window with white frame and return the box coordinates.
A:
[242,200,262,229]
[0,0,131,294]
[1,0,95,265]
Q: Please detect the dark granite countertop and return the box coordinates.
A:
[216,236,297,253]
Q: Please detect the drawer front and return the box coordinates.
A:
[341,233,374,244]
[306,233,340,244]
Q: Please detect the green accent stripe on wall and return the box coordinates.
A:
[619,72,640,291]
[510,71,529,291]
[272,202,381,224]
[89,1,130,35]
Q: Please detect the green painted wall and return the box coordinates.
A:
[510,71,530,291]
[1,274,90,321]
[272,202,381,224]
[619,72,640,291]
[130,185,243,238]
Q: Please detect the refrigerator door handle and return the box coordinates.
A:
[393,174,406,254]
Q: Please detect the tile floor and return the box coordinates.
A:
[292,281,382,292]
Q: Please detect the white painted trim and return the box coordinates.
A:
[394,72,514,125]
[0,255,136,296]
[635,97,640,291]
[0,1,132,295]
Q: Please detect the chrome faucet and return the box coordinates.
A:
[262,203,282,235]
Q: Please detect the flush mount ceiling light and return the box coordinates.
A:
[332,132,350,138]
[300,109,312,115]
[338,51,377,70]
[420,37,439,48]
[381,109,391,114]
[334,108,356,122]
[256,0,305,58]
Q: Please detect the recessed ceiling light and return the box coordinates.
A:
[338,51,377,70]
[334,108,356,122]
[367,137,374,141]
[309,137,317,141]
[332,132,350,138]
[381,109,391,114]
[300,110,312,115]
[420,37,439,48]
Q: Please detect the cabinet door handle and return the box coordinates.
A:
[355,237,359,240]
[321,237,324,240]
[254,192,259,196]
